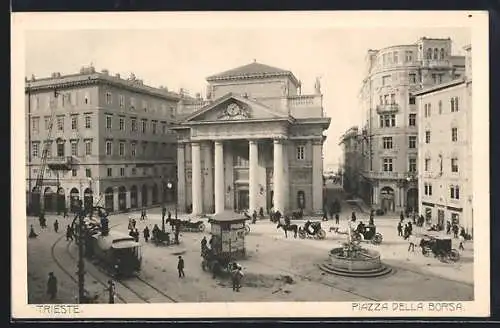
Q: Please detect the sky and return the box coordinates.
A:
[25,27,470,168]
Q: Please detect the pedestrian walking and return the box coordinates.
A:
[134,228,140,242]
[29,224,38,238]
[252,210,257,224]
[66,225,73,241]
[143,226,150,243]
[177,256,185,278]
[397,221,403,237]
[201,236,208,256]
[335,214,339,225]
[107,280,116,304]
[47,272,58,300]
[400,211,404,222]
[162,206,167,221]
[63,208,68,219]
[53,219,59,233]
[140,208,147,221]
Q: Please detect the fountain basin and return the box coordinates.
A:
[319,247,392,278]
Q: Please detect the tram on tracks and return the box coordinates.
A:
[72,208,142,278]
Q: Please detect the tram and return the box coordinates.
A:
[88,230,142,277]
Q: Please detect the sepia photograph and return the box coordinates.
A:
[11,11,489,318]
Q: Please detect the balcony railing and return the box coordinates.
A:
[361,170,418,181]
[376,103,399,114]
[46,156,78,170]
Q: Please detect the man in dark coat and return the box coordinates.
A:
[53,219,59,233]
[143,226,150,243]
[177,256,185,278]
[47,272,58,300]
[335,214,340,225]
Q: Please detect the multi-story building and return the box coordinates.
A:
[25,65,182,214]
[414,45,472,235]
[172,61,331,215]
[339,126,365,196]
[359,37,465,214]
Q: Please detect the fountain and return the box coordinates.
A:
[319,228,392,278]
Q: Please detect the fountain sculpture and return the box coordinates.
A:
[319,226,392,278]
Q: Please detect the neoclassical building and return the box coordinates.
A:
[173,61,331,215]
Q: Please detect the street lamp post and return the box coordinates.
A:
[166,181,178,222]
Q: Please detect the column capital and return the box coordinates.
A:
[191,141,201,147]
[248,139,259,145]
[214,140,224,146]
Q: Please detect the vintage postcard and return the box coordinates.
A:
[11,11,490,319]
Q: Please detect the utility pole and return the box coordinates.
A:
[77,198,86,303]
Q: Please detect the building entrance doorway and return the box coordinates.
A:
[237,190,249,212]
[437,209,445,230]
[380,186,395,213]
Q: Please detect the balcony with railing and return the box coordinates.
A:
[420,59,452,68]
[361,170,419,181]
[376,103,400,114]
[46,156,78,170]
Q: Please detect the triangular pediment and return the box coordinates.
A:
[183,93,287,123]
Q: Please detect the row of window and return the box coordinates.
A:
[104,92,176,117]
[31,114,174,135]
[381,135,418,149]
[30,92,91,111]
[381,157,417,173]
[425,47,447,61]
[424,157,460,173]
[105,115,172,134]
[379,113,416,128]
[423,96,460,117]
[31,140,93,158]
[423,182,461,200]
[30,91,176,117]
[31,139,175,158]
[424,127,459,144]
[105,140,175,157]
[381,50,414,66]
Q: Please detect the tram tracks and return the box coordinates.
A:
[50,233,127,303]
[51,221,178,304]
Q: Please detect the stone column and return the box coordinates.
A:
[191,142,203,215]
[249,139,259,213]
[203,143,214,213]
[177,143,186,211]
[312,139,324,213]
[214,141,225,214]
[273,138,284,213]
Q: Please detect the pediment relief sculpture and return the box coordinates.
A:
[217,103,250,120]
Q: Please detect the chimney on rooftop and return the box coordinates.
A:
[101,69,109,75]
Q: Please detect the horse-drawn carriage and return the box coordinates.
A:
[351,224,383,245]
[298,221,326,239]
[419,234,460,262]
[151,227,171,246]
[166,218,206,232]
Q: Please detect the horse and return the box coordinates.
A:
[277,222,298,238]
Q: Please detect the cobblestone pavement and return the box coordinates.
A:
[26,206,474,304]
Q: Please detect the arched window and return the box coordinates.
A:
[297,191,305,209]
[433,48,439,60]
[426,48,433,60]
[440,48,445,60]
